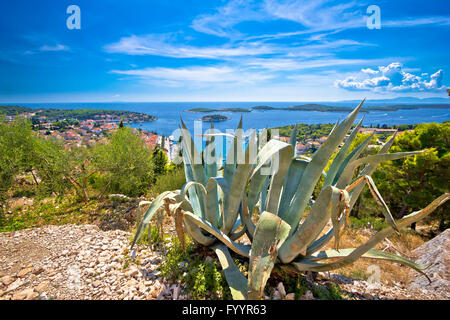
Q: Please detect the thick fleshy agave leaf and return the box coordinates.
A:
[278,158,309,219]
[223,131,257,234]
[305,191,349,256]
[181,151,202,214]
[283,100,363,231]
[289,125,297,156]
[257,128,268,151]
[224,116,243,186]
[249,139,292,180]
[180,181,207,220]
[131,190,177,248]
[213,244,248,300]
[205,178,222,228]
[331,132,374,187]
[295,248,430,279]
[323,118,363,189]
[183,213,216,246]
[265,142,293,214]
[248,211,291,300]
[248,139,292,215]
[291,193,449,273]
[180,119,206,185]
[247,170,269,217]
[336,150,424,190]
[279,185,343,263]
[180,122,206,217]
[207,177,230,230]
[260,177,270,213]
[183,210,251,257]
[240,197,255,240]
[204,123,218,180]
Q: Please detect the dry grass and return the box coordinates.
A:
[325,226,427,285]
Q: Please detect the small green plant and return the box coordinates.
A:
[158,236,193,280]
[310,282,343,300]
[133,224,164,248]
[184,259,231,300]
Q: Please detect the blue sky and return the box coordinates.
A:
[0,0,449,102]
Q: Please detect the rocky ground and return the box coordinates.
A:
[0,225,184,300]
[0,224,448,300]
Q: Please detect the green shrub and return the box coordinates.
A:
[149,166,186,197]
[310,283,343,300]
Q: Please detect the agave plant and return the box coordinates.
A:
[132,100,449,300]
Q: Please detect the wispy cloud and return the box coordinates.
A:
[336,63,445,92]
[110,65,273,86]
[191,0,269,38]
[104,34,275,58]
[191,0,450,42]
[39,44,70,52]
[382,16,450,28]
[245,57,392,71]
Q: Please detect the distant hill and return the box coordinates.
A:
[185,103,450,114]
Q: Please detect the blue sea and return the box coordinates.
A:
[13,102,450,137]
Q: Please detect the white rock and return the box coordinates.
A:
[277,282,286,297]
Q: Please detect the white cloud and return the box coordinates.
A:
[336,63,445,92]
[191,0,268,38]
[104,34,274,58]
[110,66,273,86]
[382,16,450,28]
[244,57,391,71]
[263,0,365,30]
[39,44,70,52]
[190,0,450,41]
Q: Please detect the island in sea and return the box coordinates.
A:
[200,114,230,122]
[186,103,450,114]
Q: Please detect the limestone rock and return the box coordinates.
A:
[409,229,450,298]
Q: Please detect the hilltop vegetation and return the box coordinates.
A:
[0,105,156,123]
